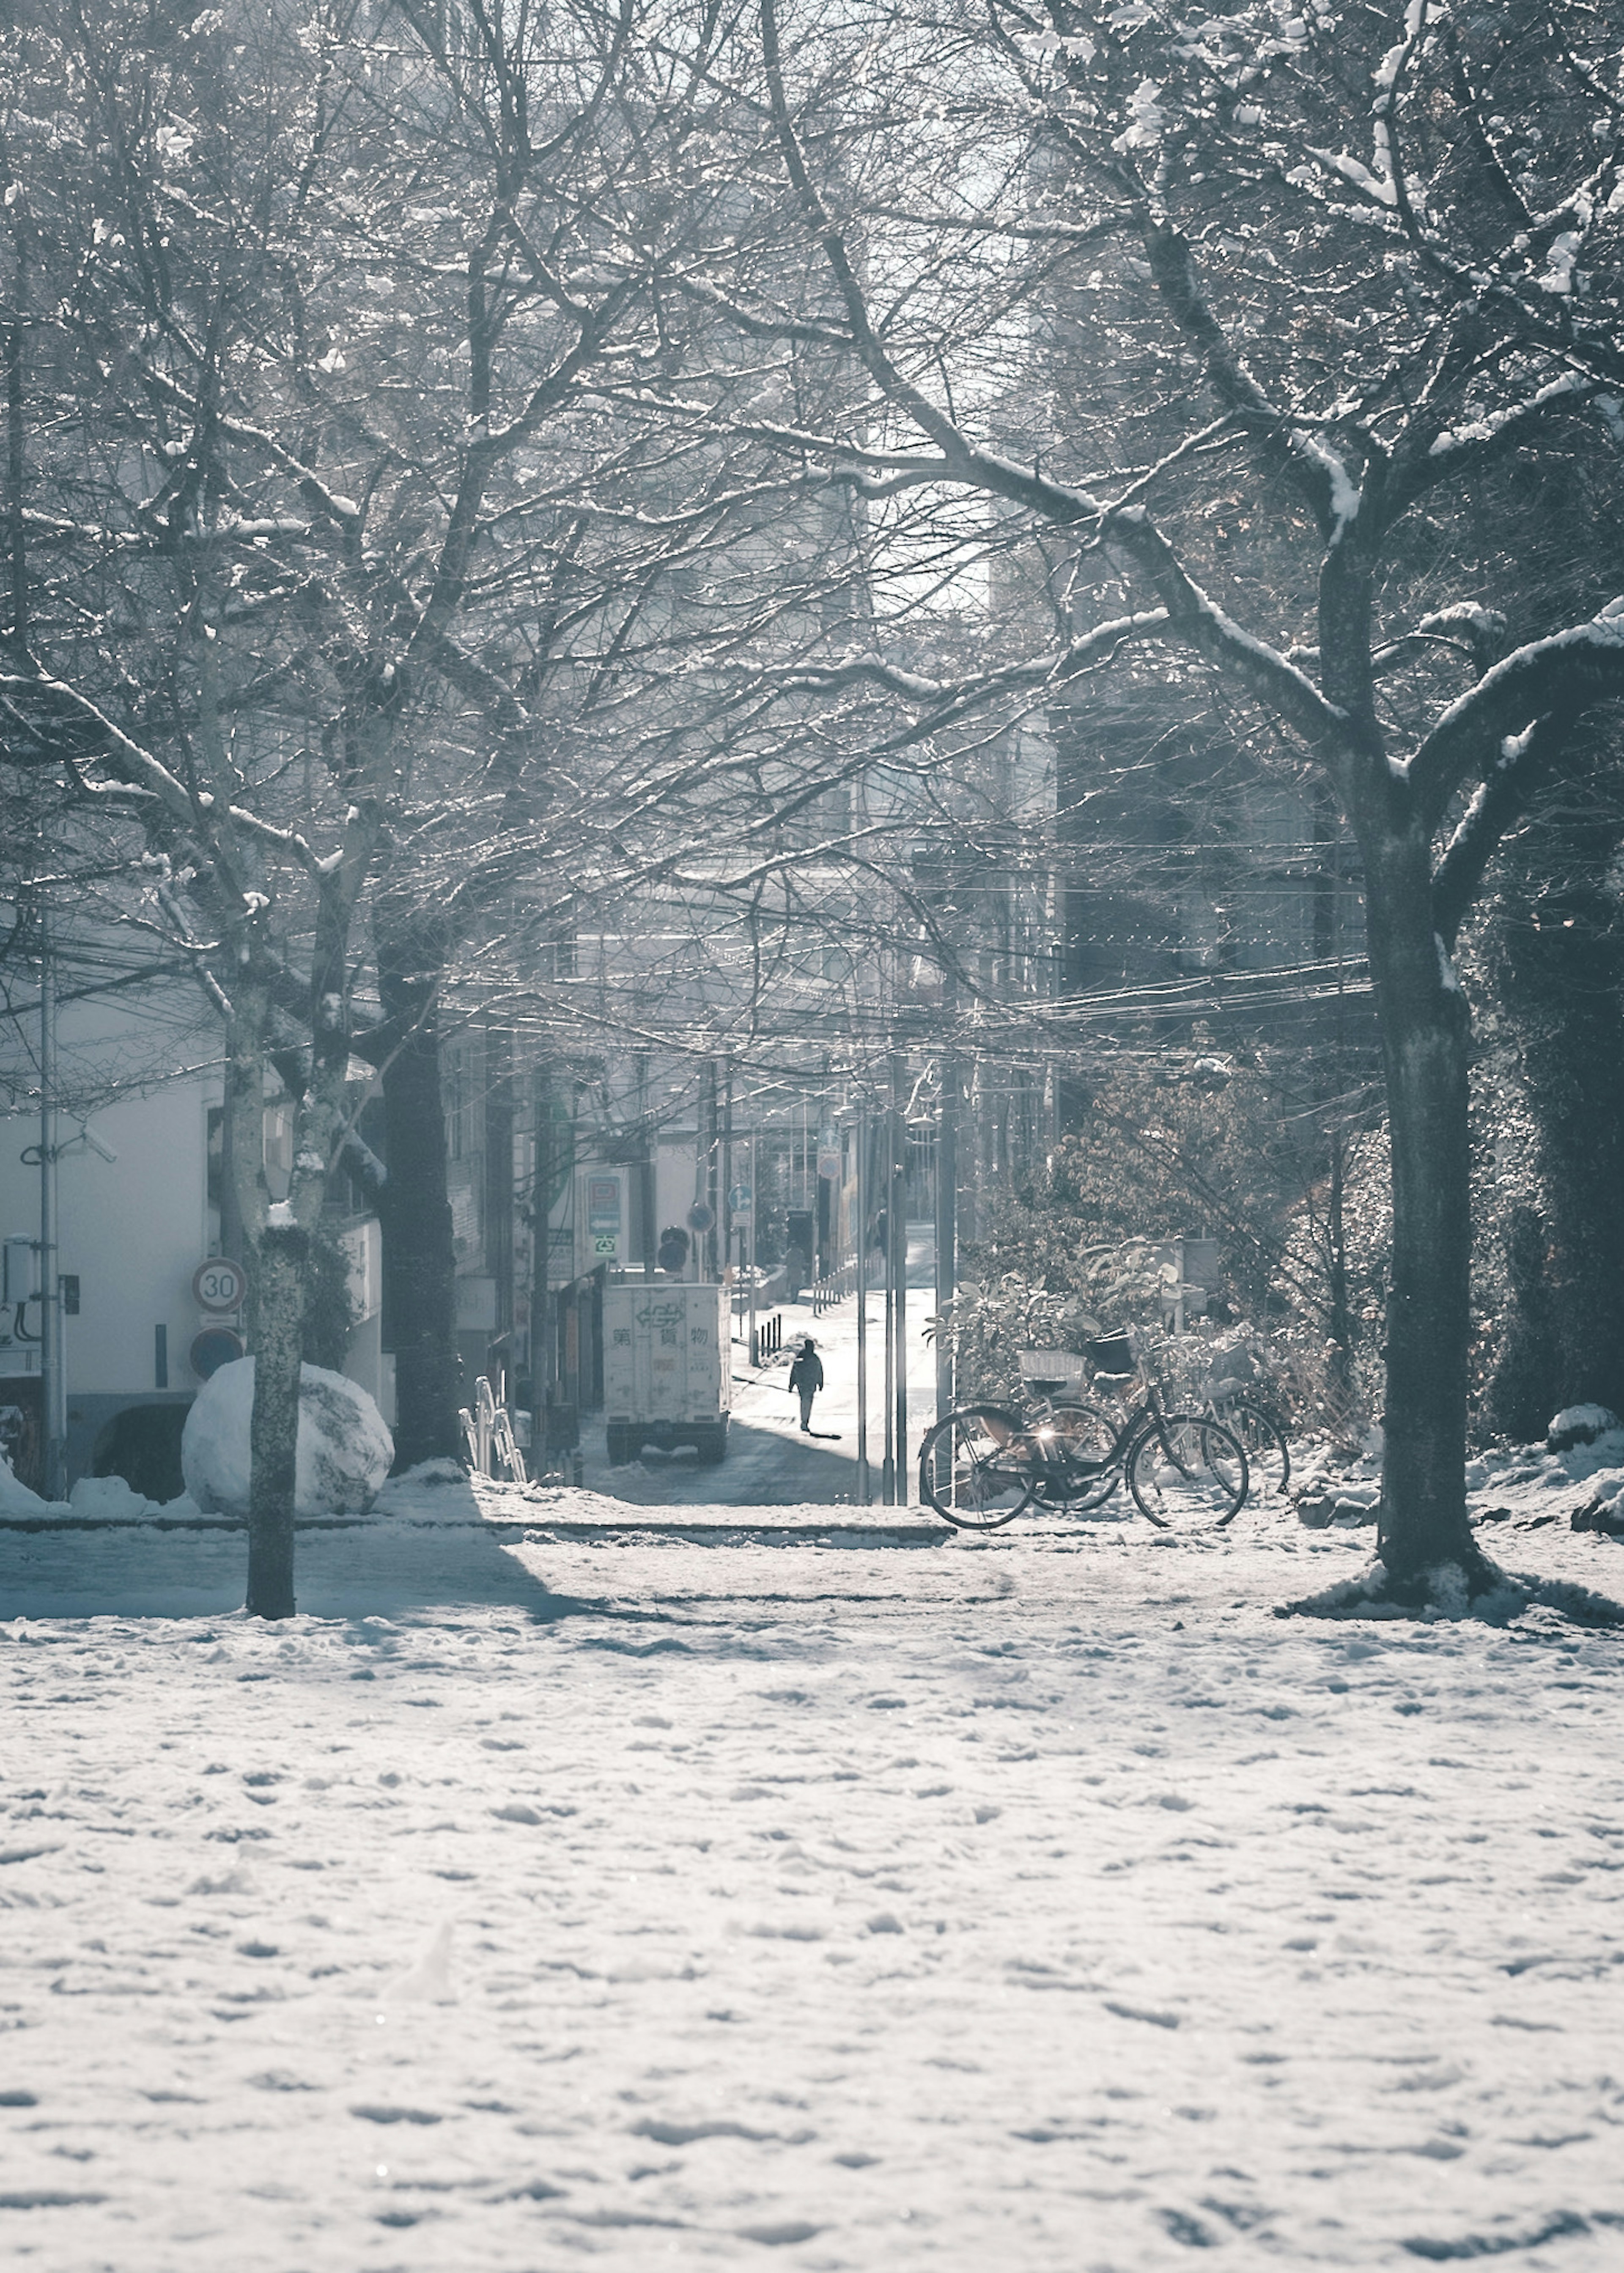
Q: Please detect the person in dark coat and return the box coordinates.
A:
[787,1337,824,1432]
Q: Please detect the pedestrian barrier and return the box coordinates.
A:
[750,1312,783,1368]
[811,1254,857,1317]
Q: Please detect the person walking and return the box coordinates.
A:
[788,1336,824,1433]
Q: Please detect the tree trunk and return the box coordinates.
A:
[377,925,462,1470]
[245,1219,307,1620]
[1363,832,1489,1587]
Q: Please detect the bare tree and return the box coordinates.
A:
[646,0,1624,1604]
[0,0,768,1606]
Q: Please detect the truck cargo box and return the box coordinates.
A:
[601,1282,730,1466]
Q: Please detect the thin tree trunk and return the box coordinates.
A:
[377,923,461,1469]
[246,1219,307,1620]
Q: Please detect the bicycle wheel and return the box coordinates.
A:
[1206,1400,1290,1498]
[1031,1400,1119,1512]
[918,1406,1035,1529]
[1127,1411,1248,1529]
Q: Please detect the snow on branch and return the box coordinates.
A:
[771,609,1173,710]
[1431,704,1577,947]
[1405,608,1624,829]
[140,372,362,528]
[0,670,323,873]
[1426,373,1593,462]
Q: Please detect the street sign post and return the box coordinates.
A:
[586,1172,624,1263]
[192,1257,247,1315]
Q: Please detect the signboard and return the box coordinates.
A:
[189,1326,244,1380]
[727,1183,753,1216]
[586,1172,624,1262]
[192,1257,247,1314]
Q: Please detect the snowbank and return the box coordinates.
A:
[69,1473,160,1521]
[181,1357,392,1520]
[0,1447,49,1517]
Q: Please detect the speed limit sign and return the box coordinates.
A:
[192,1257,247,1314]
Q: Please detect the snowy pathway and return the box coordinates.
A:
[4,1470,1624,2270]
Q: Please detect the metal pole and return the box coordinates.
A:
[722,1060,734,1289]
[891,1051,908,1509]
[39,904,65,1499]
[855,1107,869,1504]
[880,1099,895,1506]
[748,1130,757,1365]
[935,1051,957,1428]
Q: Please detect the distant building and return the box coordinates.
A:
[0,932,384,1499]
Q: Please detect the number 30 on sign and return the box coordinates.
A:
[192,1257,247,1313]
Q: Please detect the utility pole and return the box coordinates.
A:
[747,1128,757,1368]
[854,1105,869,1504]
[38,901,65,1499]
[881,1090,895,1505]
[891,1051,908,1509]
[699,1059,719,1279]
[722,1059,734,1288]
[935,1050,957,1429]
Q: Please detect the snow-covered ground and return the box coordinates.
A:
[5,1448,1624,2269]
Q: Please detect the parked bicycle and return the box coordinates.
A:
[1061,1331,1291,1502]
[918,1367,1249,1532]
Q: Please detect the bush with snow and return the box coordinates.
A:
[1547,1404,1622,1452]
[181,1357,392,1520]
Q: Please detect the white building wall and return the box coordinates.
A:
[1,975,387,1488]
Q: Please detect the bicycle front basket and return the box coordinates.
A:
[1018,1349,1089,1386]
[1084,1332,1135,1376]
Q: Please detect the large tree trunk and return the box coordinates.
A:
[245,1218,307,1620]
[377,923,462,1471]
[1363,830,1490,1588]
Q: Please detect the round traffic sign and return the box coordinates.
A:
[686,1200,716,1234]
[727,1184,753,1213]
[192,1257,247,1313]
[189,1326,244,1379]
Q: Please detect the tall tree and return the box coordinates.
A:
[0,0,748,1605]
[669,0,1624,1601]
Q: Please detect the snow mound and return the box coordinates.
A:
[0,1447,52,1517]
[1548,1403,1621,1451]
[398,1458,467,1486]
[68,1473,159,1521]
[181,1358,392,1520]
[1573,1485,1624,1537]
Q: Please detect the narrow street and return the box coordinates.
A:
[583,1224,941,1508]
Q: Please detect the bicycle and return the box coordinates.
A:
[917,1373,1248,1532]
[1059,1333,1291,1507]
[1202,1387,1291,1498]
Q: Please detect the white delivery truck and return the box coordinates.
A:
[601,1282,731,1466]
